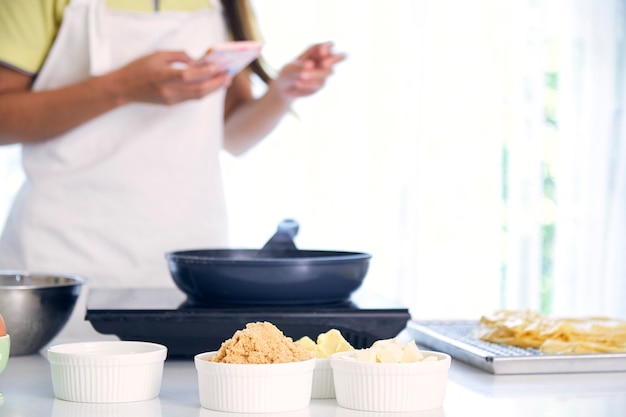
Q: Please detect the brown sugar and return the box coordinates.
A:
[212,321,313,364]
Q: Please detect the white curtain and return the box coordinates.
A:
[547,0,626,317]
[1,0,624,319]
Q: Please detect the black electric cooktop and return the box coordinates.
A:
[86,288,411,358]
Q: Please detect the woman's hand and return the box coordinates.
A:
[222,42,346,155]
[269,42,346,103]
[0,50,233,144]
[109,51,233,106]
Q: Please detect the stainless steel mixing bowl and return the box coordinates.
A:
[0,272,84,356]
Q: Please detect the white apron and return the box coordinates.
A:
[0,0,229,338]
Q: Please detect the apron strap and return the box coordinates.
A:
[88,0,111,76]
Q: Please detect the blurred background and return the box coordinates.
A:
[1,0,624,320]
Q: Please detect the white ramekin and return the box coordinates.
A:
[47,341,167,403]
[311,358,335,399]
[195,351,315,413]
[51,397,162,417]
[330,350,451,412]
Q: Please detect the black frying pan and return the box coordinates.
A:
[165,220,371,305]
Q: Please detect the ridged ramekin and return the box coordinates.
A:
[311,358,335,399]
[195,351,315,413]
[330,350,451,412]
[47,341,167,403]
[51,397,162,417]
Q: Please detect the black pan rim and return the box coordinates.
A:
[165,249,372,263]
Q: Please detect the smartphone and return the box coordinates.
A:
[202,40,263,75]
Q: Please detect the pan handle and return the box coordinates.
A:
[276,219,299,237]
[261,219,299,252]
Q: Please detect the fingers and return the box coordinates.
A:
[156,51,224,82]
[288,43,345,96]
[298,41,333,61]
[284,54,341,91]
[320,52,347,70]
[272,63,323,99]
[160,69,232,104]
[298,42,347,69]
[159,52,234,98]
[176,61,226,83]
[119,51,233,105]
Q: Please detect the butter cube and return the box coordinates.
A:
[324,329,354,353]
[296,329,355,359]
[296,336,317,351]
[401,340,424,362]
[371,338,396,349]
[347,338,439,364]
[317,329,353,357]
[376,341,404,363]
[355,348,377,362]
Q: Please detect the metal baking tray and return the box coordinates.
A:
[406,320,626,375]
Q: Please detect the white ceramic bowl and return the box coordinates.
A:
[330,350,451,412]
[47,341,167,403]
[194,351,315,413]
[311,358,335,399]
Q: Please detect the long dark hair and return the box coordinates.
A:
[221,0,273,85]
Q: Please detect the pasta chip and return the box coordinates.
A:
[472,310,626,354]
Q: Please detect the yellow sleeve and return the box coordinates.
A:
[0,0,212,75]
[0,0,69,75]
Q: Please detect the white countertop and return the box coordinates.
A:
[2,340,626,417]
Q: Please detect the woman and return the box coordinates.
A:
[0,0,344,337]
